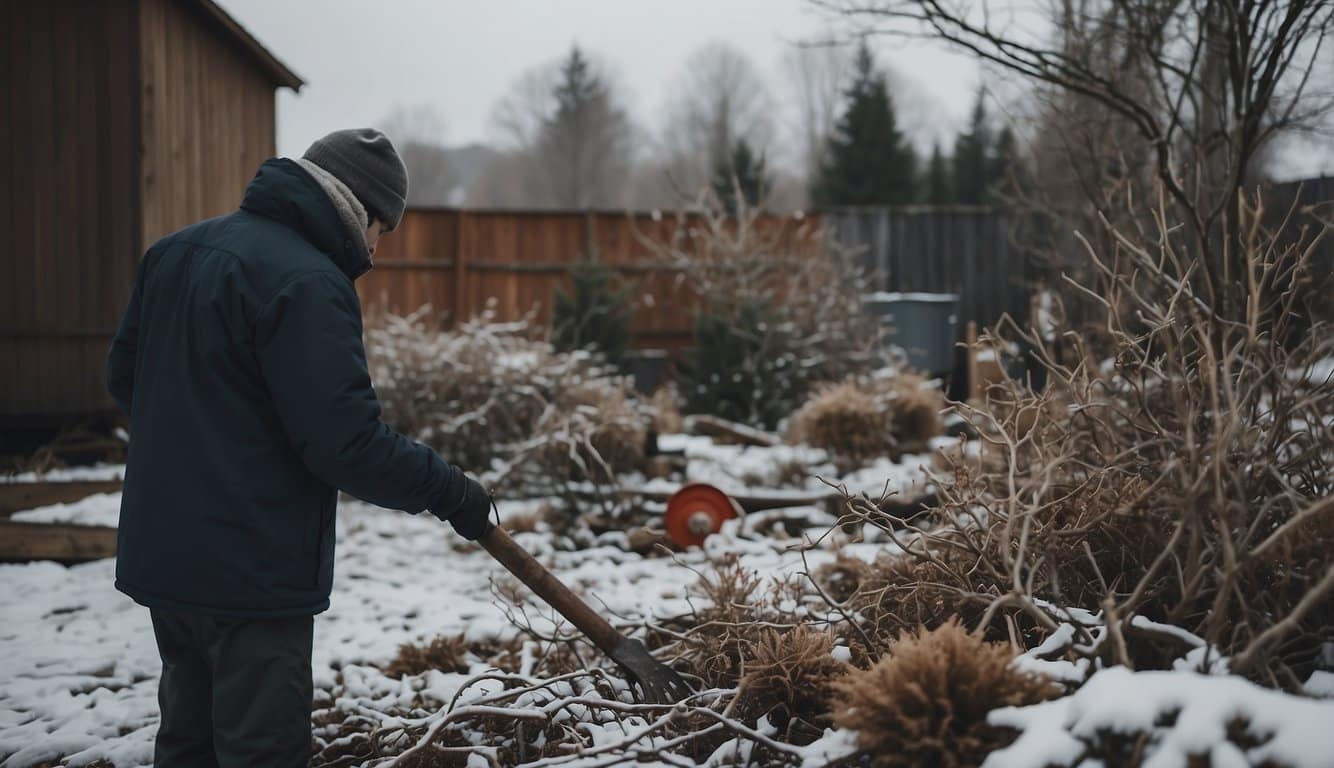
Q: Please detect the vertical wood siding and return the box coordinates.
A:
[1,0,280,421]
[1,0,141,419]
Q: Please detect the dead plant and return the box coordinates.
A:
[829,619,1061,768]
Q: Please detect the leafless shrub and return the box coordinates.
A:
[834,189,1334,689]
[829,619,1061,768]
[364,305,649,499]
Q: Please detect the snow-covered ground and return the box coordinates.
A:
[1,449,853,767]
[4,438,1333,768]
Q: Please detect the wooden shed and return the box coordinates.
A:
[1,0,302,427]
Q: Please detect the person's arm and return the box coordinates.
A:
[107,260,145,414]
[253,271,489,533]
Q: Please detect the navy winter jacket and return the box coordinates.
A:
[107,158,462,617]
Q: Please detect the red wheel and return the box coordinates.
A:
[664,484,741,548]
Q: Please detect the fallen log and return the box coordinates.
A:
[0,480,124,518]
[0,520,118,563]
[685,415,783,447]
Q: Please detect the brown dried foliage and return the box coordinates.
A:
[789,373,944,468]
[838,191,1334,688]
[830,620,1061,768]
[735,628,850,741]
[383,634,470,678]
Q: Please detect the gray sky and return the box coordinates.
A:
[216,0,1332,180]
[214,0,983,161]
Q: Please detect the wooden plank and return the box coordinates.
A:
[0,480,124,518]
[0,521,118,563]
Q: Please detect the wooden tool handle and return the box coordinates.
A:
[478,525,626,656]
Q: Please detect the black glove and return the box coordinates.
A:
[433,471,493,541]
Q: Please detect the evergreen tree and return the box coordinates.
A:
[989,125,1025,199]
[953,88,992,204]
[925,141,953,205]
[813,43,917,206]
[537,46,632,208]
[552,254,634,365]
[712,139,771,214]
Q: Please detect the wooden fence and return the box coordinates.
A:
[358,206,1030,355]
[825,206,1031,332]
[357,209,824,353]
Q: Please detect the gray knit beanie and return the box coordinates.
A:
[302,128,408,230]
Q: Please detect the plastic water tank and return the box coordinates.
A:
[863,292,960,374]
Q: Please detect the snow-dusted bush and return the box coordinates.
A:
[830,619,1061,768]
[639,195,881,429]
[364,306,647,490]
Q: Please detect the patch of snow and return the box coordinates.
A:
[985,666,1334,768]
[1303,670,1334,699]
[11,493,122,527]
[2,464,125,483]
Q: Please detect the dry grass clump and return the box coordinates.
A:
[789,373,944,468]
[790,381,894,467]
[735,628,850,741]
[887,372,945,444]
[383,634,470,678]
[843,551,999,648]
[830,619,1061,768]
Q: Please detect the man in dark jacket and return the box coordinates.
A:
[107,128,491,767]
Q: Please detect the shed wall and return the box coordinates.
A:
[1,0,281,422]
[1,0,141,419]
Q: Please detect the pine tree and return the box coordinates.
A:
[926,141,953,205]
[813,43,917,206]
[712,139,771,214]
[552,254,633,365]
[538,45,631,208]
[953,88,992,204]
[989,125,1024,199]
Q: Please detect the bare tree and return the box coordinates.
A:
[781,38,853,190]
[816,0,1334,324]
[378,105,459,207]
[658,42,778,197]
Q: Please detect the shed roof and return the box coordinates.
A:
[186,0,304,91]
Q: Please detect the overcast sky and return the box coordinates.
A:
[215,0,1332,180]
[214,0,983,161]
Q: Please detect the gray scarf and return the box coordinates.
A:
[296,158,369,258]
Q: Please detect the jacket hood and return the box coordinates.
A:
[239,158,372,281]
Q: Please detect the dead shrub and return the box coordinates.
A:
[673,556,768,689]
[365,306,650,494]
[790,381,894,468]
[789,373,944,468]
[383,634,470,678]
[830,619,1060,768]
[835,190,1334,688]
[735,628,849,741]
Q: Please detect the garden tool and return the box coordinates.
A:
[477,525,694,705]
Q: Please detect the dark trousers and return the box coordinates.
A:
[150,608,314,767]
